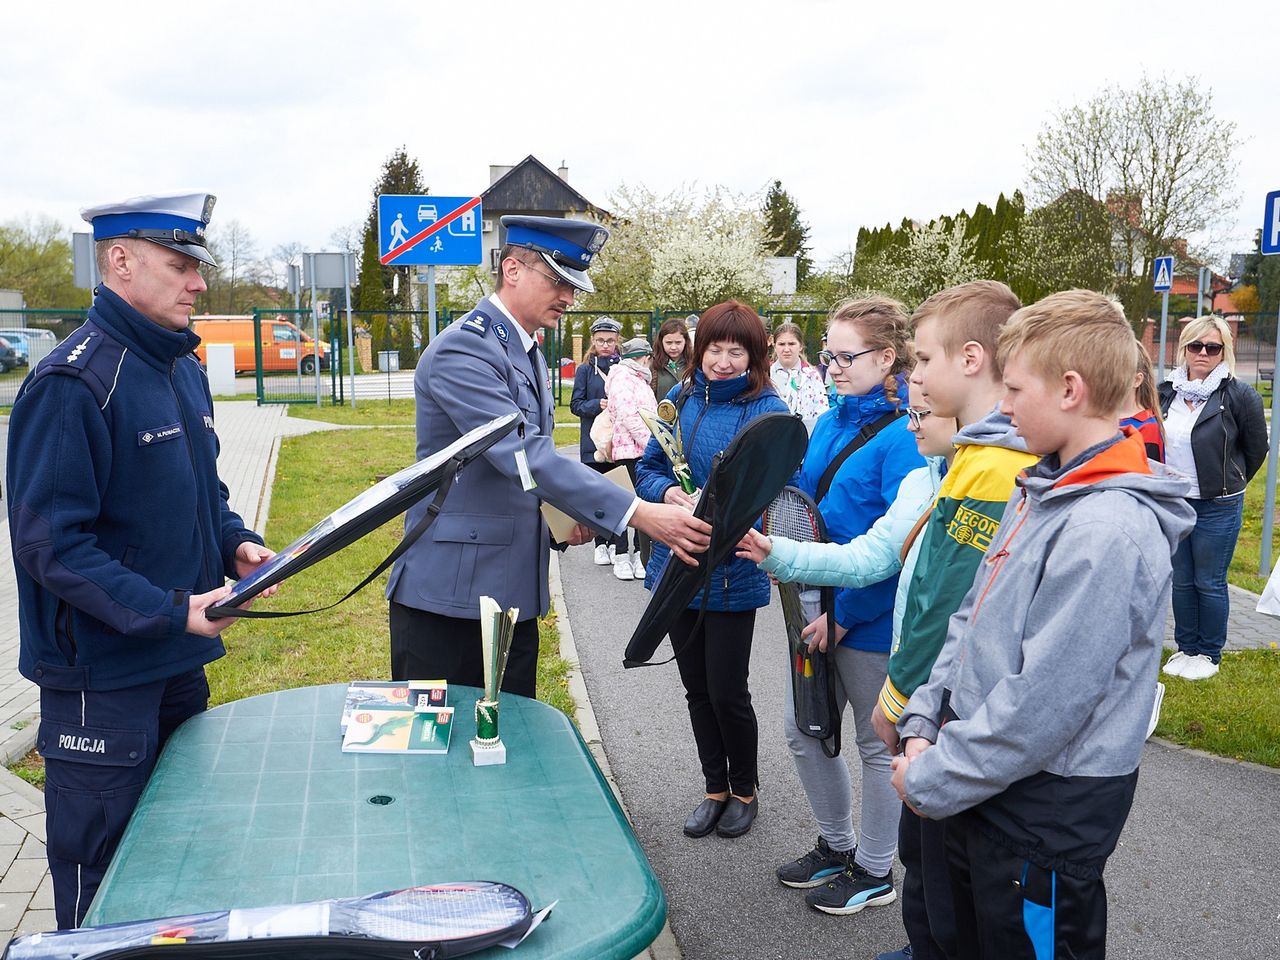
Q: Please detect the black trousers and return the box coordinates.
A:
[584,461,628,551]
[945,815,1109,960]
[670,608,757,796]
[389,603,539,698]
[40,668,209,928]
[899,804,960,960]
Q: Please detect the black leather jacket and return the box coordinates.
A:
[1159,377,1268,499]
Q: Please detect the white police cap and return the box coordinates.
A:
[81,192,218,267]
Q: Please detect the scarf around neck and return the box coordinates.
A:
[1170,361,1228,403]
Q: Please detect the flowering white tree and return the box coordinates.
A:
[582,184,771,310]
[861,218,984,309]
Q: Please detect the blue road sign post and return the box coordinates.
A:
[377,195,483,267]
[1154,255,1174,383]
[1258,191,1280,576]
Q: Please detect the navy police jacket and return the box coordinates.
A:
[6,286,262,692]
[386,295,634,621]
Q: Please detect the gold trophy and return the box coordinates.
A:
[471,596,518,766]
[640,399,696,496]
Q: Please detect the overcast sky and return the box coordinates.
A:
[3,0,1276,271]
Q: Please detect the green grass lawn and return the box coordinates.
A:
[1157,647,1280,766]
[206,428,576,718]
[1228,467,1280,594]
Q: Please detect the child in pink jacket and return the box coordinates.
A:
[601,337,657,579]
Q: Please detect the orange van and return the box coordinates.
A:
[192,316,330,374]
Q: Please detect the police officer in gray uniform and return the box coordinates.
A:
[6,192,277,927]
[387,216,710,696]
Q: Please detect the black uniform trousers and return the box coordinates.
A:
[389,603,539,698]
[38,668,209,928]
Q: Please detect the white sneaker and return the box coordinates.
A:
[613,558,635,581]
[1180,654,1220,681]
[608,545,618,563]
[593,544,610,566]
[1162,651,1190,677]
[631,553,645,579]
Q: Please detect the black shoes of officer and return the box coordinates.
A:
[715,794,759,838]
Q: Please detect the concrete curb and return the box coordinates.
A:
[548,553,681,960]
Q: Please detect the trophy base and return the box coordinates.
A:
[470,738,507,766]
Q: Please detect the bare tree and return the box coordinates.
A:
[202,220,269,313]
[1025,75,1240,325]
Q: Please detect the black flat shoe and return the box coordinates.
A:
[683,798,727,838]
[715,795,759,838]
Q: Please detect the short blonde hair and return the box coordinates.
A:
[910,280,1022,378]
[95,236,148,276]
[997,289,1135,416]
[1176,315,1236,376]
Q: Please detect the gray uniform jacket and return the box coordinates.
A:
[386,296,634,621]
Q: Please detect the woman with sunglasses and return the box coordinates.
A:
[1159,316,1267,681]
[768,297,924,914]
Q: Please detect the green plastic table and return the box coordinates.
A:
[83,683,666,958]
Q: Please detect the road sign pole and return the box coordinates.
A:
[308,254,321,405]
[1260,300,1280,576]
[426,265,437,346]
[1157,291,1170,384]
[343,252,357,411]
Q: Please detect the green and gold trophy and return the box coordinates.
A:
[640,399,696,495]
[471,596,518,766]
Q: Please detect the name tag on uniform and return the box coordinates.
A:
[515,449,536,491]
[138,423,184,446]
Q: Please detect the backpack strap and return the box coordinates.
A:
[814,410,903,505]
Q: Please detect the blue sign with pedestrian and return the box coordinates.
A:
[1263,190,1280,256]
[377,195,483,267]
[1153,256,1174,292]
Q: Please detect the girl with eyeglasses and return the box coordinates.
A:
[761,297,924,915]
[1158,315,1267,681]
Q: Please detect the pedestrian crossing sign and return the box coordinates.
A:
[1153,256,1174,293]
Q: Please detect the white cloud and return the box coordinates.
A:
[2,0,1276,272]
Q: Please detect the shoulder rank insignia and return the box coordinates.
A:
[461,311,491,336]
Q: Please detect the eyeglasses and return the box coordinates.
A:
[1185,341,1224,357]
[523,261,578,295]
[906,407,932,430]
[818,346,878,369]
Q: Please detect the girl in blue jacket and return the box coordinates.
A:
[636,300,790,841]
[771,296,923,916]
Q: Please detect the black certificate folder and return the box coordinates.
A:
[209,412,521,615]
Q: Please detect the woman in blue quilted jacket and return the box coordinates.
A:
[636,300,790,841]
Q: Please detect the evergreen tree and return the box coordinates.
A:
[356,146,427,312]
[762,180,813,281]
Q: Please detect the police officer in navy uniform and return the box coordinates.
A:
[5,193,276,928]
[387,216,711,696]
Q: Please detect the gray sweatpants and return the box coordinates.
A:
[783,645,899,877]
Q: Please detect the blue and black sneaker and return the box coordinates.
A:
[805,862,897,915]
[775,837,856,889]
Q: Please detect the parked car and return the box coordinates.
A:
[0,332,29,366]
[0,327,57,366]
[0,337,17,374]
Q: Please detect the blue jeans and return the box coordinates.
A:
[1170,495,1244,663]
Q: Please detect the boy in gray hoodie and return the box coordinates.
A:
[891,291,1195,959]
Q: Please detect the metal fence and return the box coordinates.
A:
[0,309,90,407]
